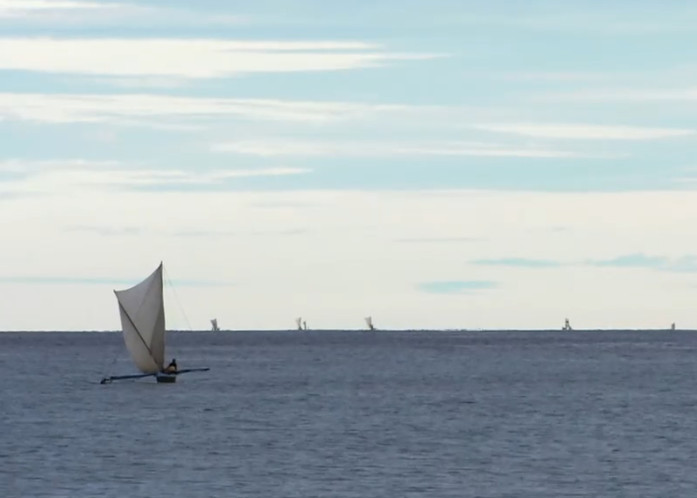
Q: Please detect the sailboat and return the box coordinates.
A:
[365,316,375,331]
[295,317,303,331]
[211,318,220,331]
[100,262,209,384]
[562,318,572,331]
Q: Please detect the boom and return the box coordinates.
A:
[100,367,210,384]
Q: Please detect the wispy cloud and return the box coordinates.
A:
[0,276,232,286]
[0,158,120,174]
[540,87,697,103]
[100,168,310,187]
[63,226,308,238]
[213,139,586,159]
[469,253,697,273]
[472,257,562,268]
[672,174,697,186]
[171,228,308,238]
[0,93,428,125]
[0,0,107,17]
[65,225,142,236]
[90,76,193,89]
[0,161,311,195]
[474,123,695,140]
[417,281,498,294]
[460,7,697,35]
[587,253,697,272]
[0,38,440,78]
[495,71,608,82]
[0,2,247,27]
[250,200,319,209]
[588,253,666,269]
[396,237,480,243]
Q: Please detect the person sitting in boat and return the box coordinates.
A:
[163,358,177,374]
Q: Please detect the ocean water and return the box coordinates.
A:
[2,330,697,497]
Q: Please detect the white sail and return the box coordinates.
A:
[365,316,374,330]
[295,317,302,330]
[211,318,219,331]
[114,263,166,374]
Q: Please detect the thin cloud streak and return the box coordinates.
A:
[0,2,248,27]
[0,276,232,286]
[66,225,142,236]
[458,6,697,35]
[473,253,697,273]
[495,71,608,82]
[0,0,108,16]
[474,123,695,140]
[539,87,697,103]
[0,165,311,196]
[0,93,433,125]
[64,167,311,186]
[171,228,308,238]
[418,281,498,294]
[0,38,441,78]
[213,140,587,158]
[473,257,562,268]
[587,253,697,272]
[0,158,121,174]
[395,237,480,243]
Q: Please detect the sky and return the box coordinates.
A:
[2,0,697,331]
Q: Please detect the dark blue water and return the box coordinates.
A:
[2,330,697,497]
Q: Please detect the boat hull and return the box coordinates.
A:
[156,373,177,383]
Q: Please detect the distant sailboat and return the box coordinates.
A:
[303,320,308,331]
[100,262,209,384]
[211,318,220,331]
[562,318,573,331]
[295,317,303,331]
[365,316,375,331]
[671,322,676,331]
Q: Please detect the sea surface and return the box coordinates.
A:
[2,330,697,497]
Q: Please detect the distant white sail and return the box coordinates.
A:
[211,318,219,331]
[365,316,375,330]
[295,317,302,330]
[114,263,166,374]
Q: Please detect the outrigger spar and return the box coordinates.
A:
[100,262,209,384]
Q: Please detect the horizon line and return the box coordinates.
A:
[0,328,691,333]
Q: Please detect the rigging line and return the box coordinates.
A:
[163,266,192,331]
[102,331,122,376]
[101,302,125,378]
